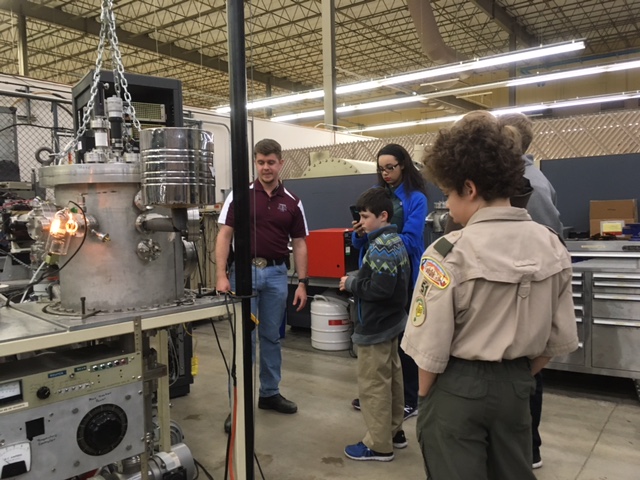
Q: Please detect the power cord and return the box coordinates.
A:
[211,293,266,480]
[194,458,215,479]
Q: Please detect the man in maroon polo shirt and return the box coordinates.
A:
[216,138,309,424]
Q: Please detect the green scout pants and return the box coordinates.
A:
[417,357,536,480]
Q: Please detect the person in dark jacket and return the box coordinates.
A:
[351,144,428,419]
[499,112,564,469]
[340,187,411,462]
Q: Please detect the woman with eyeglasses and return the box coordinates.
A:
[350,143,428,424]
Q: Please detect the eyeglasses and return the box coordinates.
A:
[377,163,400,173]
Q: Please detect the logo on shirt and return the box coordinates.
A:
[412,297,426,327]
[420,256,450,289]
[277,203,287,212]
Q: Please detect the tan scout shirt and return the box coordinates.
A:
[401,206,579,374]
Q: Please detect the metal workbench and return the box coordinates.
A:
[548,240,640,399]
[0,296,233,357]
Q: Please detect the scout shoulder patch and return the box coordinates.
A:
[412,297,426,327]
[420,256,450,289]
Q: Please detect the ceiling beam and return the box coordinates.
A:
[433,95,486,112]
[468,0,537,47]
[0,0,309,93]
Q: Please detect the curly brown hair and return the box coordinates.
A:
[423,111,525,201]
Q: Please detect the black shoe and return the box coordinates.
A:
[532,451,543,469]
[403,404,418,420]
[392,430,407,449]
[258,394,297,414]
[224,413,231,434]
[352,398,361,410]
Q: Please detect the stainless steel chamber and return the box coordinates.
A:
[39,163,184,313]
[140,127,215,207]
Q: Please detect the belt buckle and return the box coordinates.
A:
[252,257,267,268]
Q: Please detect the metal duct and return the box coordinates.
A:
[407,0,462,65]
[407,0,470,106]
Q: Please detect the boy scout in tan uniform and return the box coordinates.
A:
[402,111,579,480]
[402,208,578,479]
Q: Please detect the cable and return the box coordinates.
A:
[55,201,89,275]
[193,458,215,480]
[255,452,266,480]
[4,264,57,307]
[0,123,74,134]
[217,293,236,480]
[167,332,181,386]
[8,200,88,307]
[19,261,47,303]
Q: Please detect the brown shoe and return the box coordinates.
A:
[258,394,297,414]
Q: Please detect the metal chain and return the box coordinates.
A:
[55,4,109,163]
[106,1,142,131]
[56,0,140,163]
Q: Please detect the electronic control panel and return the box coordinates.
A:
[0,344,141,413]
[0,345,144,479]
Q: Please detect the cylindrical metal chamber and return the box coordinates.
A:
[139,127,215,207]
[40,164,184,313]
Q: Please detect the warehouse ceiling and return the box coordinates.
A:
[1,0,640,134]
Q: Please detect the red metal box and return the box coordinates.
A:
[306,228,358,278]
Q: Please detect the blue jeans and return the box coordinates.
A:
[230,263,288,398]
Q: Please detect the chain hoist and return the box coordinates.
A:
[56,0,141,164]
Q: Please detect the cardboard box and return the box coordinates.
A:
[589,199,638,236]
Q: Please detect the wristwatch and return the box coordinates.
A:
[298,277,309,287]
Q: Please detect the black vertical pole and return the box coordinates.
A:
[227,1,255,478]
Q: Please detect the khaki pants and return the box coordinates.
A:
[357,336,404,453]
[417,357,536,480]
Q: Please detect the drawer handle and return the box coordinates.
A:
[593,293,640,302]
[593,273,640,280]
[593,282,640,288]
[593,318,640,328]
[571,252,640,258]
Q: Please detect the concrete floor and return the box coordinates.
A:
[171,319,640,480]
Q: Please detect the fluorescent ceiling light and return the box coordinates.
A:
[215,40,585,113]
[216,90,324,114]
[270,56,640,124]
[337,41,585,94]
[507,59,640,87]
[494,92,640,114]
[356,115,463,133]
[271,94,428,122]
[348,91,640,133]
[270,109,325,123]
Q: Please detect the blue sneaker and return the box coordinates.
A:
[344,442,394,462]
